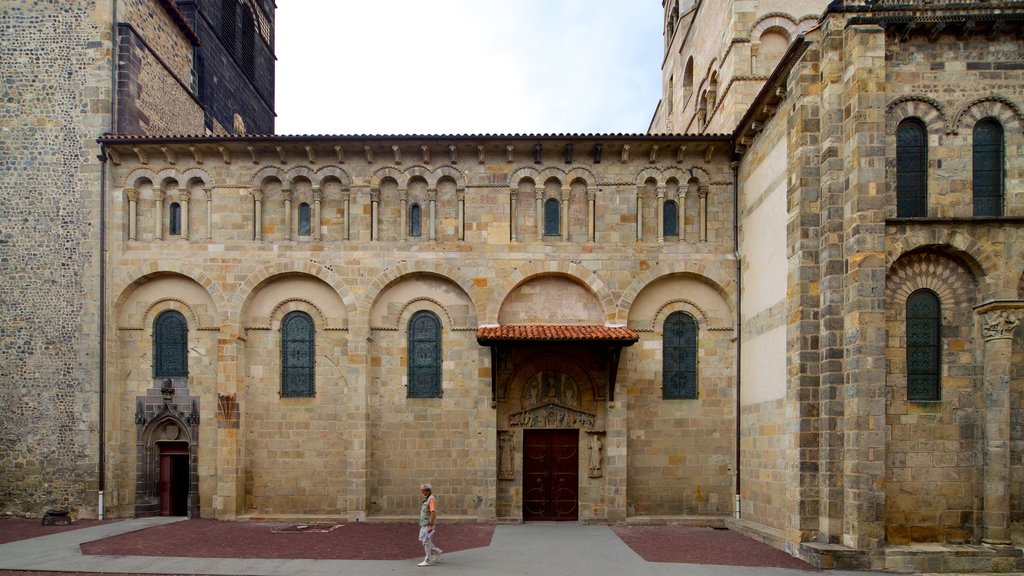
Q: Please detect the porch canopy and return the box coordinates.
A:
[476,325,639,401]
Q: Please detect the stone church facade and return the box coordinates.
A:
[2,0,1023,572]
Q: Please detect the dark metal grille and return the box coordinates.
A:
[896,119,928,217]
[543,198,560,236]
[169,203,181,236]
[298,203,311,236]
[663,200,678,236]
[154,310,188,378]
[973,118,1004,217]
[408,311,441,398]
[281,311,315,397]
[663,312,697,399]
[906,290,940,401]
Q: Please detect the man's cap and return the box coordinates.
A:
[420,483,432,491]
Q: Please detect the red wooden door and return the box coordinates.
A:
[158,442,189,516]
[523,429,579,520]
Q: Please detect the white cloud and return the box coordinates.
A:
[274,0,662,135]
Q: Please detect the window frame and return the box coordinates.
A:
[972,117,1004,217]
[407,310,442,398]
[662,311,698,399]
[298,202,311,236]
[280,310,315,398]
[663,199,679,237]
[543,198,561,237]
[896,118,928,217]
[153,310,188,378]
[169,202,182,236]
[410,203,422,237]
[905,289,941,401]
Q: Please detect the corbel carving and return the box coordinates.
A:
[478,145,485,164]
[564,143,574,164]
[107,149,121,166]
[506,144,514,163]
[675,145,686,163]
[247,145,258,164]
[364,145,374,164]
[449,144,458,164]
[275,146,287,165]
[620,144,630,164]
[188,146,203,164]
[305,145,316,164]
[218,145,231,164]
[334,145,345,164]
[422,145,431,164]
[649,144,658,164]
[392,145,402,165]
[133,146,148,165]
[704,144,717,163]
[161,146,175,165]
[593,143,603,164]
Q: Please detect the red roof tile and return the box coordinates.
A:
[476,325,638,343]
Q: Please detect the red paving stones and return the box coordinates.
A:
[0,518,110,545]
[79,519,494,561]
[613,525,819,571]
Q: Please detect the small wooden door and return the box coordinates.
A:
[158,442,189,516]
[523,429,579,520]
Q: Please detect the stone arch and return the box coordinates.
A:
[233,260,355,329]
[886,95,948,134]
[565,166,597,188]
[252,165,285,190]
[394,297,458,332]
[749,12,798,39]
[180,168,213,189]
[141,297,206,332]
[885,250,979,317]
[619,264,735,324]
[508,166,541,189]
[685,166,711,188]
[887,230,994,283]
[362,259,481,325]
[402,165,433,187]
[267,298,330,330]
[537,167,568,188]
[634,167,663,187]
[370,166,405,189]
[485,261,615,324]
[796,15,819,33]
[432,165,466,191]
[951,95,1024,135]
[112,266,225,328]
[123,167,161,189]
[662,167,687,186]
[315,166,352,189]
[507,352,600,408]
[284,165,317,189]
[652,298,714,331]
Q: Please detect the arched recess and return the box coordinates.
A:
[113,269,222,329]
[498,274,604,326]
[884,249,980,544]
[749,13,797,76]
[368,272,477,331]
[234,261,354,329]
[486,262,616,324]
[885,96,948,135]
[887,233,995,293]
[626,272,734,331]
[619,263,734,324]
[951,96,1024,135]
[284,165,317,189]
[362,259,480,326]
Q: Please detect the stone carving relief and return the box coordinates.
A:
[498,431,515,480]
[983,309,1021,340]
[587,432,604,478]
[509,371,595,429]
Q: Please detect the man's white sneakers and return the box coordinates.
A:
[418,559,432,567]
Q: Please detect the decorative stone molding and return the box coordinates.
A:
[982,309,1021,340]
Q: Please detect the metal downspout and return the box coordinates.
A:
[732,162,741,519]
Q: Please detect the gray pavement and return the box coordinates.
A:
[0,516,891,576]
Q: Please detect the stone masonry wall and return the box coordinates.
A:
[0,2,109,516]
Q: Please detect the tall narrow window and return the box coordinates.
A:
[973,118,1004,217]
[543,198,560,237]
[169,202,181,236]
[663,312,697,399]
[239,3,256,79]
[663,200,679,236]
[281,311,315,397]
[298,202,311,236]
[906,289,940,401]
[410,203,422,237]
[896,119,928,217]
[221,0,237,57]
[408,311,441,398]
[154,310,188,378]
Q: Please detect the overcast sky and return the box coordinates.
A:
[274,1,663,136]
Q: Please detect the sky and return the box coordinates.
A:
[274,1,664,136]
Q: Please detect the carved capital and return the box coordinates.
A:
[312,186,322,203]
[251,189,264,202]
[125,188,139,202]
[983,309,1021,341]
[698,186,709,199]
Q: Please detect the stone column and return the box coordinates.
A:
[312,186,322,241]
[428,188,437,241]
[510,189,518,242]
[252,189,263,241]
[126,188,138,241]
[154,189,164,240]
[676,191,684,242]
[180,190,190,240]
[205,188,213,240]
[588,188,596,242]
[282,188,292,241]
[657,184,666,243]
[636,186,644,242]
[535,189,543,240]
[698,186,708,243]
[978,305,1023,545]
[371,190,379,241]
[457,189,465,241]
[399,189,408,240]
[342,190,351,241]
[560,186,569,242]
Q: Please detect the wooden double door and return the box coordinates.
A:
[158,442,189,516]
[523,429,579,520]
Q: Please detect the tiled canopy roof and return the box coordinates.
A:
[476,325,639,343]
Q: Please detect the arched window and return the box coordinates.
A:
[154,310,188,378]
[281,311,315,397]
[906,289,940,401]
[543,198,560,237]
[682,57,694,106]
[973,118,1004,217]
[410,203,422,237]
[169,202,181,236]
[896,118,928,217]
[298,202,311,236]
[221,0,237,57]
[408,311,442,398]
[663,312,697,399]
[663,200,679,236]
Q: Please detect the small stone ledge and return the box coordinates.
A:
[800,542,874,571]
[882,543,1024,574]
[625,515,728,528]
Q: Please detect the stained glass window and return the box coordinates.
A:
[906,289,940,401]
[154,310,188,378]
[973,118,1004,217]
[663,312,698,399]
[408,311,441,398]
[544,198,560,237]
[664,200,679,236]
[896,119,928,217]
[281,311,315,397]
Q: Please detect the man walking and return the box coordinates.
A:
[418,483,442,566]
